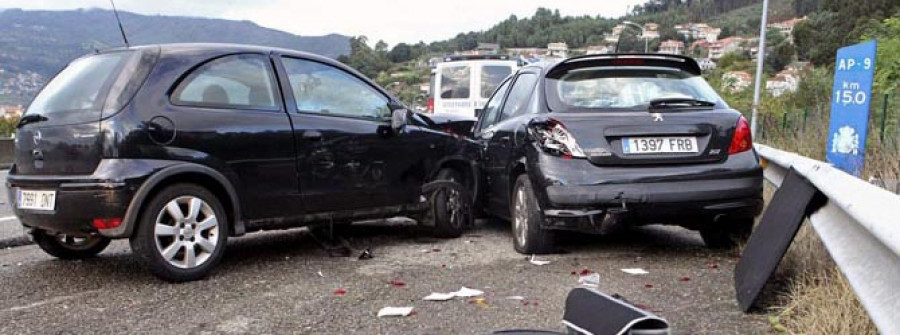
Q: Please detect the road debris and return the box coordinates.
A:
[389,280,406,287]
[504,296,526,300]
[423,292,456,301]
[316,271,325,278]
[358,249,374,260]
[377,306,414,317]
[621,268,649,275]
[333,288,347,295]
[679,276,691,282]
[422,287,485,301]
[578,273,600,288]
[707,262,719,269]
[470,297,489,308]
[453,287,484,297]
[529,255,551,266]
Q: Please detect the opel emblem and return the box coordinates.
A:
[651,113,664,122]
[33,130,42,146]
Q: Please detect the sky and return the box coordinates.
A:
[0,0,646,45]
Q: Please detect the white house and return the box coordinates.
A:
[659,40,685,55]
[722,71,752,93]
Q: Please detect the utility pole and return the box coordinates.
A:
[750,0,769,136]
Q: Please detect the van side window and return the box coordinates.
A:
[481,66,513,98]
[281,57,391,119]
[499,73,538,121]
[172,54,278,110]
[476,78,511,132]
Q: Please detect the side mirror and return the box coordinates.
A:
[391,108,409,132]
[474,108,484,118]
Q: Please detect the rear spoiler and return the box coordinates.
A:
[547,53,702,77]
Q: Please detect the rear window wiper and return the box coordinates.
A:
[17,114,48,128]
[649,98,716,109]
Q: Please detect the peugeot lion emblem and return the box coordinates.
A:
[651,113,664,122]
[32,130,42,146]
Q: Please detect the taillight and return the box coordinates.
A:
[426,98,434,113]
[729,116,752,154]
[530,119,586,159]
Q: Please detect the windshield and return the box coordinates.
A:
[26,52,131,117]
[546,67,722,111]
[438,65,471,99]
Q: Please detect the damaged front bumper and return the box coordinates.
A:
[528,148,764,233]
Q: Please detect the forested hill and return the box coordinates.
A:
[0,8,350,78]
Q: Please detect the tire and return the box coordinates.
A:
[130,183,229,282]
[511,174,555,254]
[33,230,110,260]
[431,168,468,238]
[700,218,754,249]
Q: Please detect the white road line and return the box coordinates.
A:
[0,216,18,222]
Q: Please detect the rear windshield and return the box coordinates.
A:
[481,65,512,98]
[546,67,721,111]
[26,52,131,118]
[439,65,471,99]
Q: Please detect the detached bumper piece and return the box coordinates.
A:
[493,288,670,335]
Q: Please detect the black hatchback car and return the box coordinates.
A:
[8,44,478,281]
[472,54,763,254]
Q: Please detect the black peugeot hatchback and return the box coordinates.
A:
[472,54,763,254]
[8,44,478,281]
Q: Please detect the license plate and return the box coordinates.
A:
[17,189,56,211]
[622,137,699,154]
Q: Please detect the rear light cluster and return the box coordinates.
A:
[530,119,586,159]
[729,116,753,154]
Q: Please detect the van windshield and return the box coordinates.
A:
[546,67,722,111]
[439,65,471,99]
[26,52,131,117]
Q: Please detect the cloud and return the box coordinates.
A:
[0,0,646,45]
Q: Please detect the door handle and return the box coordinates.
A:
[302,130,323,141]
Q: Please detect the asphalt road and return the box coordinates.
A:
[0,210,770,334]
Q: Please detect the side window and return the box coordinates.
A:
[499,73,538,121]
[476,78,511,132]
[281,57,390,119]
[172,54,278,110]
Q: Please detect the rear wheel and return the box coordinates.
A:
[511,175,555,254]
[431,168,468,238]
[700,218,754,249]
[130,184,228,282]
[33,230,110,259]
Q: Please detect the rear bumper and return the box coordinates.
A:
[528,148,764,232]
[6,159,175,236]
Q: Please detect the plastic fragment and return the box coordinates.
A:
[708,262,719,269]
[389,280,406,287]
[529,255,551,266]
[579,269,592,276]
[578,273,600,287]
[644,284,653,289]
[679,276,691,282]
[504,296,526,300]
[316,271,325,278]
[621,268,649,275]
[377,306,414,317]
[470,297,489,308]
[453,287,484,297]
[333,288,347,295]
[423,292,456,301]
[358,249,373,260]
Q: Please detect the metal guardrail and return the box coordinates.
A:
[755,144,900,334]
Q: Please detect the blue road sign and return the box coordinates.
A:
[826,40,877,177]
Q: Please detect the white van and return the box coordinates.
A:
[428,55,518,118]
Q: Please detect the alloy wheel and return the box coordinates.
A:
[513,186,529,246]
[153,196,219,269]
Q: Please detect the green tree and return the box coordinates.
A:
[388,43,412,63]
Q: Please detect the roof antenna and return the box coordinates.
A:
[109,0,130,48]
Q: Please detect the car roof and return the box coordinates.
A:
[103,43,341,66]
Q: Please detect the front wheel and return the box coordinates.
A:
[511,175,555,254]
[33,230,110,259]
[130,184,229,282]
